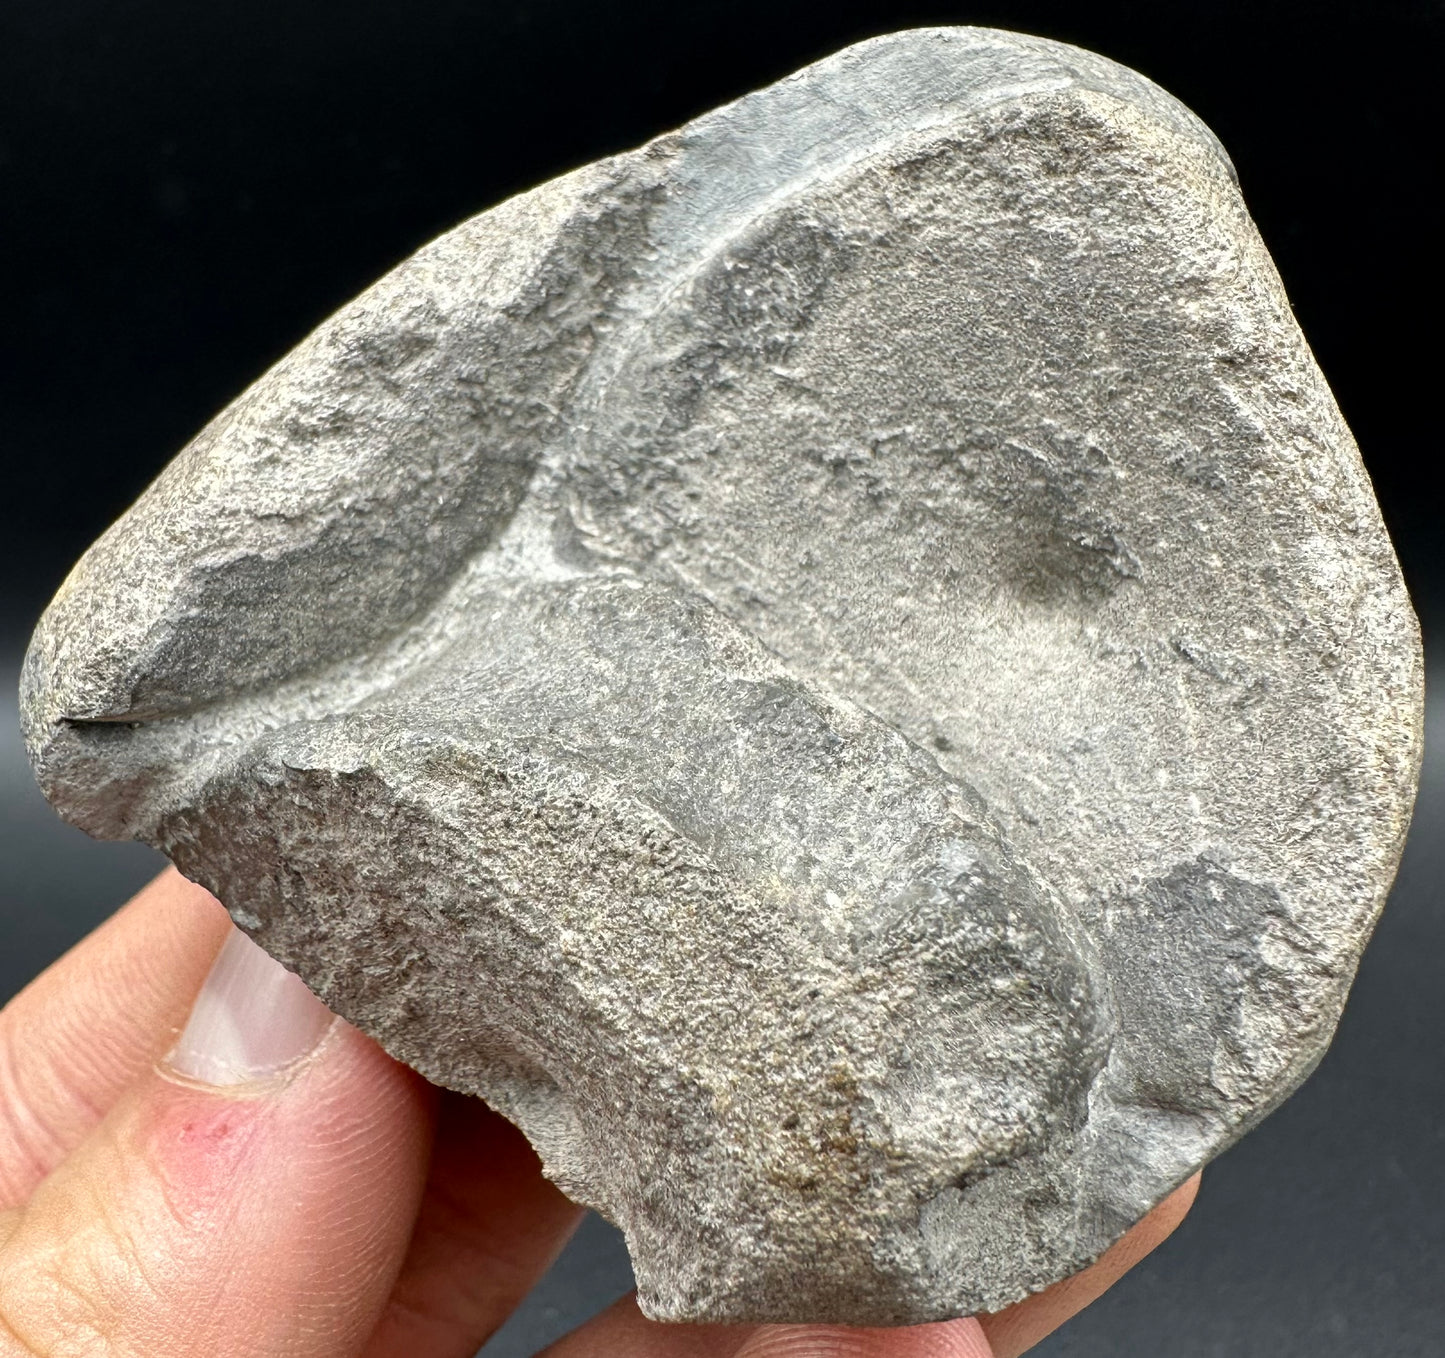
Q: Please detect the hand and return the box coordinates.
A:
[0,869,1197,1357]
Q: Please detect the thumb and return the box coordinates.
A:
[734,1320,994,1358]
[0,925,433,1358]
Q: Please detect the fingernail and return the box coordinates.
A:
[165,927,336,1087]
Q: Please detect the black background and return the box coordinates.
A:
[2,0,1442,636]
[1,3,1441,1355]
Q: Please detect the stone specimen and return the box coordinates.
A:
[21,26,1422,1325]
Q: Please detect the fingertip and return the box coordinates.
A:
[0,867,234,1208]
[0,986,434,1358]
[978,1175,1202,1358]
[540,1296,994,1358]
[735,1318,994,1357]
[161,926,337,1088]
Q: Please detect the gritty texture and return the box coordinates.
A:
[20,27,1423,1325]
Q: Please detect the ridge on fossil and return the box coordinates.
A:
[21,26,1422,1324]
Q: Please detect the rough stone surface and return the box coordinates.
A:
[20,27,1423,1325]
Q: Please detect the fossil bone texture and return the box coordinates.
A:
[21,27,1423,1324]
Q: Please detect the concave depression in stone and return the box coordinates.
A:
[21,26,1422,1325]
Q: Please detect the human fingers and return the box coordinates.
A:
[537,1292,742,1357]
[0,864,584,1357]
[976,1174,1201,1357]
[731,1319,993,1357]
[360,1092,585,1358]
[538,1296,992,1358]
[0,922,434,1358]
[0,868,232,1207]
[540,1174,1199,1358]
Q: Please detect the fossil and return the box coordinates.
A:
[21,27,1422,1324]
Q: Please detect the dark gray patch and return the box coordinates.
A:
[693,211,855,369]
[962,427,1141,604]
[1102,854,1290,1114]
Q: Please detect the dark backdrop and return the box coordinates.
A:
[3,0,1441,637]
[2,3,1441,1355]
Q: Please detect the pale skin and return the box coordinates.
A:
[0,868,1198,1356]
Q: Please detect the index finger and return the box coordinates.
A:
[537,1177,1199,1358]
[977,1173,1201,1357]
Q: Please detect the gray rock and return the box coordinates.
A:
[19,26,1422,1325]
